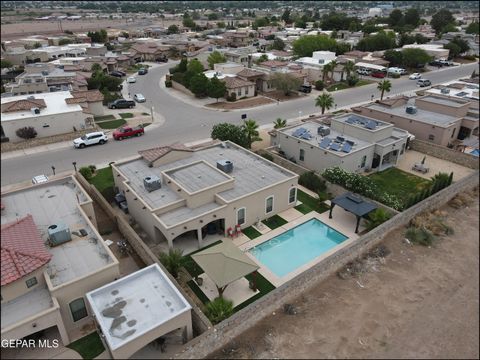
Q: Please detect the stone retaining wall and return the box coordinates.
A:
[74,172,212,335]
[410,139,479,169]
[1,129,92,152]
[176,171,479,359]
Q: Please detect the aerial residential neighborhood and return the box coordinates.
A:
[1,1,479,359]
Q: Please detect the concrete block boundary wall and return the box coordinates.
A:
[175,171,479,359]
[74,173,213,336]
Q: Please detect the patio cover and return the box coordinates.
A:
[354,62,387,71]
[191,241,259,289]
[329,192,378,233]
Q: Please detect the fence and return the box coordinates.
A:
[176,171,479,358]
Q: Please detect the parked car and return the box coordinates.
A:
[32,175,49,184]
[417,79,431,87]
[138,68,148,75]
[439,59,454,66]
[127,76,136,83]
[429,60,443,67]
[110,70,126,77]
[155,56,168,63]
[73,131,108,148]
[107,99,136,109]
[371,71,386,78]
[387,67,406,75]
[112,125,144,140]
[298,84,312,93]
[356,68,370,75]
[409,73,422,80]
[133,93,146,102]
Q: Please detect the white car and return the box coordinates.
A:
[133,93,146,103]
[73,131,108,149]
[127,76,136,83]
[409,73,422,80]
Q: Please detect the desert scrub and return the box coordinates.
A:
[405,226,436,246]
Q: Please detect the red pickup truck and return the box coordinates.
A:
[112,125,144,140]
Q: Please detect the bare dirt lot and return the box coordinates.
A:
[210,188,479,359]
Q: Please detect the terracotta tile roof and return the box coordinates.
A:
[131,43,165,54]
[139,143,193,163]
[223,76,255,89]
[343,50,369,58]
[1,215,52,286]
[68,90,104,103]
[259,60,288,68]
[1,98,47,113]
[237,68,266,78]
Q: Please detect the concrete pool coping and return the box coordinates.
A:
[239,211,361,287]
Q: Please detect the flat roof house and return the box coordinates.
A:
[1,176,120,348]
[271,114,409,173]
[112,141,299,253]
[352,95,477,146]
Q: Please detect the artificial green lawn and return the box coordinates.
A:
[242,226,262,239]
[67,332,104,359]
[93,114,115,122]
[294,189,330,214]
[88,167,115,201]
[96,119,127,129]
[119,112,134,119]
[262,214,287,229]
[326,80,373,92]
[368,167,431,206]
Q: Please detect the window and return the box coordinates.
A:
[25,277,37,288]
[236,207,246,226]
[245,86,249,95]
[69,298,88,322]
[451,128,456,138]
[360,155,367,168]
[428,134,435,141]
[237,88,242,96]
[289,187,297,204]
[299,149,305,161]
[400,143,406,155]
[265,196,274,214]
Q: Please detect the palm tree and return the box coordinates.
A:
[242,119,261,149]
[159,248,186,278]
[329,60,337,82]
[273,118,287,129]
[205,297,234,324]
[343,61,355,82]
[377,79,392,100]
[315,92,335,114]
[365,208,391,231]
[322,63,333,83]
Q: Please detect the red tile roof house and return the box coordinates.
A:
[1,175,120,349]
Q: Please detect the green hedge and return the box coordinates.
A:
[298,171,326,193]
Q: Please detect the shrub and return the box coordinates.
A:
[79,166,93,180]
[405,226,436,246]
[15,126,37,140]
[171,72,186,86]
[462,55,477,61]
[159,249,186,278]
[347,75,359,86]
[315,80,324,90]
[165,80,172,87]
[299,171,327,193]
[226,92,236,102]
[205,297,234,324]
[389,72,400,79]
[365,208,391,231]
[88,164,96,173]
[261,153,274,161]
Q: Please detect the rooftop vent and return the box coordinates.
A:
[48,222,71,247]
[440,88,450,94]
[143,175,162,192]
[31,107,40,115]
[406,106,417,114]
[217,159,233,173]
[27,95,35,100]
[317,126,330,136]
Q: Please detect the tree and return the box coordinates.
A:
[377,79,391,100]
[294,18,307,29]
[256,54,269,64]
[183,16,196,29]
[211,123,248,148]
[365,208,391,231]
[208,13,218,20]
[159,249,186,278]
[242,119,261,149]
[401,48,432,68]
[384,50,404,67]
[16,126,37,140]
[33,42,42,49]
[281,9,291,24]
[167,24,179,34]
[430,9,456,34]
[444,42,462,59]
[217,21,226,29]
[269,72,302,96]
[328,60,337,81]
[315,80,324,90]
[206,76,227,102]
[321,62,333,82]
[207,51,226,69]
[91,62,103,73]
[450,37,470,54]
[466,21,480,35]
[404,8,420,27]
[271,37,285,51]
[273,118,287,129]
[335,42,351,55]
[58,38,72,45]
[0,59,13,69]
[343,60,355,81]
[356,31,396,52]
[205,297,234,324]
[292,35,337,57]
[315,92,335,114]
[189,73,209,97]
[186,58,204,74]
[388,9,404,28]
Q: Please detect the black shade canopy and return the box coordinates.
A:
[329,192,378,233]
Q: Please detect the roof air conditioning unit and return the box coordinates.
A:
[406,106,417,114]
[441,88,450,94]
[27,95,35,100]
[48,223,72,246]
[143,175,162,192]
[31,107,41,115]
[318,126,330,136]
[217,159,233,173]
[41,70,49,75]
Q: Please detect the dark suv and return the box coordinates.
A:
[107,99,136,109]
[298,84,312,93]
[138,68,148,75]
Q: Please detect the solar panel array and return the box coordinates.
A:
[292,127,313,140]
[318,135,355,153]
[345,115,380,130]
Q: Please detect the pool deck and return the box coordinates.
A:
[239,210,362,287]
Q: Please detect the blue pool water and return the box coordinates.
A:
[469,149,479,157]
[249,219,348,278]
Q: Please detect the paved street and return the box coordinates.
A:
[1,62,478,185]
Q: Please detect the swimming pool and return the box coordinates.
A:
[248,218,348,278]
